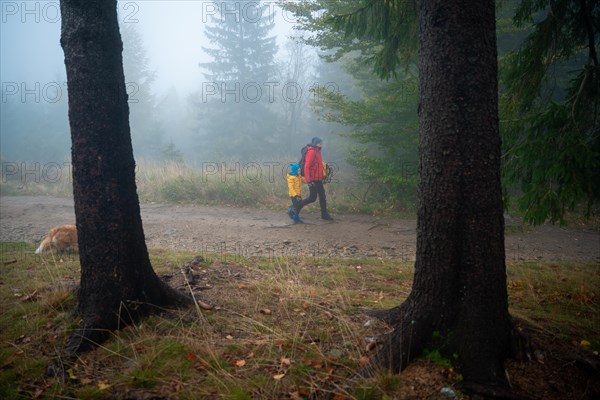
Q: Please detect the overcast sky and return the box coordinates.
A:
[1,1,297,98]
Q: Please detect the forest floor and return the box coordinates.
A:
[0,195,599,399]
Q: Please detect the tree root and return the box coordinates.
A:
[45,277,192,377]
[365,304,540,400]
[365,300,432,375]
[366,304,404,326]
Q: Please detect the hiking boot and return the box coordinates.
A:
[321,213,333,221]
[287,207,296,220]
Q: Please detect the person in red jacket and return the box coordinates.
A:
[301,137,333,220]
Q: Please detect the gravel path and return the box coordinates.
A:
[1,196,598,263]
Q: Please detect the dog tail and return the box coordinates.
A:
[34,237,51,254]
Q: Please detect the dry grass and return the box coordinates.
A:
[0,159,417,216]
[0,242,598,399]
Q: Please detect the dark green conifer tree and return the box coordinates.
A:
[500,0,599,223]
[121,24,164,160]
[283,0,419,208]
[197,0,279,160]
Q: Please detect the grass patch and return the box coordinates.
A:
[507,261,600,344]
[0,159,419,217]
[0,242,598,398]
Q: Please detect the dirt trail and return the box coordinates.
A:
[1,196,598,263]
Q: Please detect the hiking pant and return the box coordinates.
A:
[291,195,303,215]
[301,180,328,216]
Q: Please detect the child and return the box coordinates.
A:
[287,163,303,223]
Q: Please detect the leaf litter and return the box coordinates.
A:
[0,249,598,399]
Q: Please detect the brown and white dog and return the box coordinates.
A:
[34,224,78,254]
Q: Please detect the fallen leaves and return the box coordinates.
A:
[271,357,293,381]
[79,377,93,385]
[67,368,77,380]
[197,300,213,310]
[16,335,32,345]
[291,307,307,317]
[65,364,100,388]
[235,359,246,367]
[364,335,384,352]
[280,357,291,366]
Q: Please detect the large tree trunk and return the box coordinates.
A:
[370,0,513,390]
[60,0,190,354]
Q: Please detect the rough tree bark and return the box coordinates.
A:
[369,0,515,394]
[60,0,190,354]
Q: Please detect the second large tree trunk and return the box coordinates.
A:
[371,0,512,388]
[60,0,190,353]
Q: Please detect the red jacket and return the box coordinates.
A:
[304,145,324,183]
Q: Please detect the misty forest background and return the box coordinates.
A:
[1,0,598,222]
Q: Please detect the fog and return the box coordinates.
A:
[1,1,351,166]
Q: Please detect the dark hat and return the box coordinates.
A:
[311,137,323,146]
